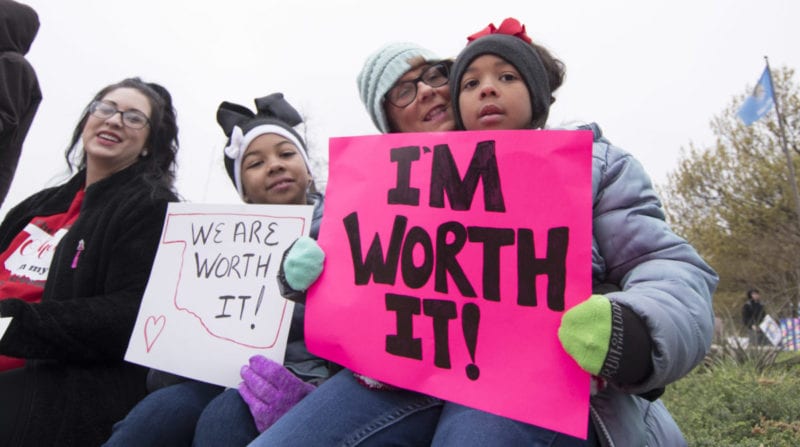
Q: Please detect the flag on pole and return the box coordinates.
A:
[738,66,774,125]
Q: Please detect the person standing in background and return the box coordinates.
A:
[742,288,767,345]
[0,0,42,207]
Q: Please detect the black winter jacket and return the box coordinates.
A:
[0,162,177,446]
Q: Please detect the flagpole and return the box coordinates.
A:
[766,56,800,318]
[765,56,800,232]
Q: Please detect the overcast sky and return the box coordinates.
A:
[3,0,798,218]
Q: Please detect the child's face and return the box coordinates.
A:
[240,133,310,205]
[458,54,533,131]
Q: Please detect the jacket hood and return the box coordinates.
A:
[0,0,40,54]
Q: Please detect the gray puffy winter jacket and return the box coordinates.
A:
[583,123,717,446]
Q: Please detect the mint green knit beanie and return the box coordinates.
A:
[357,42,439,133]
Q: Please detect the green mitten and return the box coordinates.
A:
[283,236,325,292]
[558,294,612,375]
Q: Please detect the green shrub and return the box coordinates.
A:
[662,351,800,446]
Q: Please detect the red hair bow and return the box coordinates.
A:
[467,17,533,44]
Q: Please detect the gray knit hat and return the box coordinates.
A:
[357,42,440,133]
[451,34,551,130]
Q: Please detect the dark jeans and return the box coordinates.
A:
[103,381,259,446]
[248,369,596,447]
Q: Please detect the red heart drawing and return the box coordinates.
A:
[144,315,166,353]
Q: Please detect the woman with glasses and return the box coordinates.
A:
[0,77,180,446]
[359,41,455,134]
[245,42,460,447]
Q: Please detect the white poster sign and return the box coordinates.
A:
[759,314,783,347]
[125,202,313,387]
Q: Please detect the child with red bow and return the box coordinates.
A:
[448,17,717,446]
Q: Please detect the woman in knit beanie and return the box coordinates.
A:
[357,41,455,133]
[247,43,463,447]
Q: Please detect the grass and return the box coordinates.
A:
[661,346,800,446]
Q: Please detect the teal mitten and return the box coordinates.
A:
[558,294,612,375]
[283,236,325,292]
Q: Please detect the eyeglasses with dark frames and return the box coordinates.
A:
[88,100,151,129]
[385,62,451,108]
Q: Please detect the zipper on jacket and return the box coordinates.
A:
[71,239,84,269]
[590,404,615,447]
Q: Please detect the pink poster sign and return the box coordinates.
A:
[306,129,593,438]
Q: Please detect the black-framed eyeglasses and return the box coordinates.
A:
[88,100,151,129]
[385,62,451,108]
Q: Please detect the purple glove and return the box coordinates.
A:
[238,355,315,432]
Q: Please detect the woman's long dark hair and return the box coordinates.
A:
[65,77,179,192]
